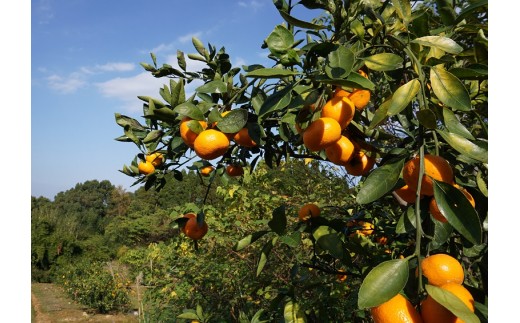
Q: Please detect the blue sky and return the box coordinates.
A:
[30,0,320,199]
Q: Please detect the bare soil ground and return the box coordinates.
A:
[31,283,139,323]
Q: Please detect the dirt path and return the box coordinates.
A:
[31,283,139,323]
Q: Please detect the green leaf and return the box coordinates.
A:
[358,259,409,309]
[368,99,391,129]
[396,205,419,234]
[173,102,204,120]
[246,68,300,78]
[283,300,307,323]
[429,219,453,250]
[257,237,277,276]
[268,205,287,235]
[196,80,228,93]
[425,285,480,323]
[192,36,207,58]
[170,78,185,107]
[177,50,186,71]
[476,170,488,197]
[278,10,326,30]
[312,226,344,259]
[391,0,412,25]
[433,180,482,245]
[279,231,301,248]
[217,109,248,134]
[266,24,294,54]
[259,84,293,118]
[442,108,475,140]
[177,311,200,320]
[325,45,355,79]
[234,231,270,251]
[454,0,488,25]
[315,72,375,91]
[363,53,403,71]
[357,158,405,204]
[143,130,163,143]
[436,129,487,163]
[449,66,488,80]
[417,109,438,129]
[114,113,146,130]
[430,66,472,111]
[412,36,463,54]
[387,79,420,116]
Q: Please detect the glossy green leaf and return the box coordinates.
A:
[449,66,488,80]
[325,45,355,79]
[442,108,475,140]
[259,84,293,117]
[246,68,300,78]
[430,66,472,111]
[358,259,409,309]
[170,78,185,107]
[280,231,301,248]
[357,158,405,204]
[268,205,287,235]
[278,10,326,30]
[283,300,307,323]
[387,79,420,116]
[363,53,403,71]
[476,170,488,197]
[412,36,463,54]
[437,129,487,163]
[216,109,248,133]
[257,237,277,276]
[143,130,163,143]
[196,80,227,93]
[114,113,146,130]
[192,36,207,58]
[266,25,294,54]
[177,311,199,320]
[428,219,453,250]
[312,226,344,259]
[368,99,391,129]
[172,101,201,119]
[234,231,270,251]
[433,180,482,245]
[425,285,480,323]
[315,72,375,91]
[396,205,419,234]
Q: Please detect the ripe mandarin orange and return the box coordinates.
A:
[320,96,355,129]
[344,150,375,176]
[138,161,155,175]
[193,129,230,160]
[180,117,208,148]
[145,152,164,167]
[420,283,474,323]
[200,165,215,177]
[181,213,208,240]
[403,155,454,196]
[394,184,419,204]
[226,164,244,177]
[420,254,464,286]
[335,70,371,110]
[325,135,355,166]
[298,203,321,221]
[370,293,424,323]
[303,117,342,152]
[233,127,257,147]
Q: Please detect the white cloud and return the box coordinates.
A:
[178,32,202,44]
[238,0,265,10]
[36,0,54,24]
[46,73,86,93]
[95,62,136,72]
[148,42,176,54]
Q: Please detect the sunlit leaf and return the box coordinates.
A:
[363,53,403,71]
[283,300,307,323]
[430,66,472,111]
[425,285,480,323]
[442,108,475,140]
[437,129,487,163]
[313,226,344,259]
[257,237,277,276]
[387,79,420,116]
[196,80,228,93]
[217,109,248,133]
[358,259,409,309]
[325,45,355,79]
[412,36,463,54]
[234,231,270,251]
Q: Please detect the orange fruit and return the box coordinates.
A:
[181,213,208,240]
[403,155,454,196]
[233,128,257,148]
[336,271,348,282]
[348,220,374,237]
[145,152,164,167]
[420,254,464,286]
[344,150,375,176]
[429,185,475,223]
[200,165,215,177]
[370,293,424,323]
[420,283,474,323]
[138,161,155,175]
[180,117,208,148]
[394,184,419,204]
[302,117,342,152]
[298,203,321,221]
[335,70,371,110]
[193,129,230,160]
[226,164,244,177]
[325,135,355,166]
[377,236,388,245]
[320,96,355,129]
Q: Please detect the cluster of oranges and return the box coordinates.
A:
[393,154,476,223]
[138,152,164,175]
[199,164,245,178]
[297,70,375,177]
[371,253,475,322]
[179,113,257,161]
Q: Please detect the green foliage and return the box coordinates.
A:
[54,260,132,313]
